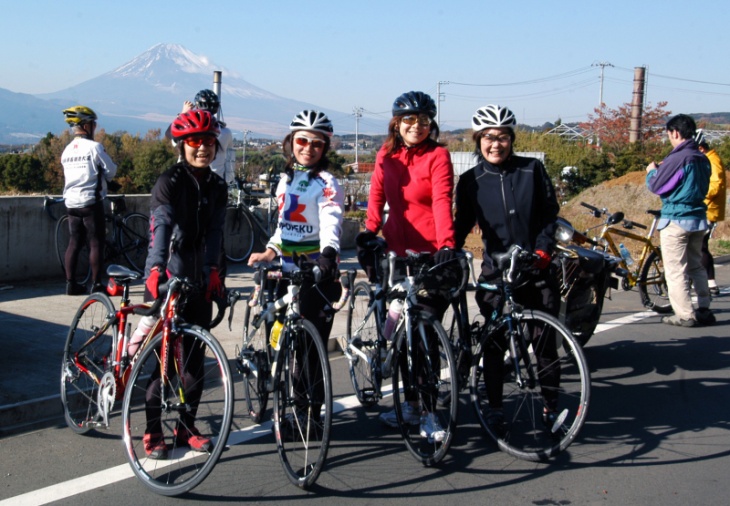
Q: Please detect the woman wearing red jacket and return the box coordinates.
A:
[357,91,456,442]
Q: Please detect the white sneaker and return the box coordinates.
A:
[379,402,420,427]
[419,412,446,443]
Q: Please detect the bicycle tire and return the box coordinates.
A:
[122,326,234,496]
[60,292,117,434]
[257,205,279,247]
[224,206,255,263]
[273,318,332,489]
[56,214,91,285]
[240,301,271,423]
[345,281,382,408]
[392,313,457,466]
[441,297,472,391]
[638,249,672,313]
[119,212,150,274]
[470,309,590,461]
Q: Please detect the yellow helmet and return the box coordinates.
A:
[63,105,98,126]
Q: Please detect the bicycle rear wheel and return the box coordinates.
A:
[345,281,381,407]
[470,309,590,461]
[224,206,255,262]
[392,313,457,466]
[239,301,271,423]
[119,212,150,274]
[638,249,672,313]
[56,214,91,285]
[273,319,332,489]
[60,293,117,434]
[122,326,234,496]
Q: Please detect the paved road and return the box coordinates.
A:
[1,254,729,505]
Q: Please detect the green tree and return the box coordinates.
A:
[0,154,46,192]
[128,140,177,192]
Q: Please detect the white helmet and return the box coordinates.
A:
[472,104,517,132]
[290,110,334,137]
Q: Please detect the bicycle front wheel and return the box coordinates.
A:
[56,214,91,285]
[392,313,457,466]
[470,309,590,461]
[119,212,150,273]
[224,207,255,263]
[273,319,332,489]
[638,249,672,313]
[345,281,381,407]
[122,326,234,496]
[61,293,117,434]
[239,302,271,423]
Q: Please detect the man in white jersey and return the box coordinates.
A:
[61,105,117,295]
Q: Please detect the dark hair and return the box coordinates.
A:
[381,116,443,155]
[666,114,697,141]
[698,140,710,150]
[471,128,515,160]
[282,131,330,179]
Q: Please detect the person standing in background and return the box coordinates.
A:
[61,105,117,295]
[695,129,726,296]
[646,114,714,327]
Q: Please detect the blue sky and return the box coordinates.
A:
[4,0,730,132]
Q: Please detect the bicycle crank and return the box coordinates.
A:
[97,371,116,428]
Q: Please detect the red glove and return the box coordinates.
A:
[206,266,223,302]
[146,266,165,299]
[533,250,552,270]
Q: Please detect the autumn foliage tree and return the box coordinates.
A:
[579,101,671,154]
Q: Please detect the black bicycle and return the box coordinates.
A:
[224,176,279,263]
[343,241,458,466]
[449,245,591,461]
[45,195,149,284]
[234,261,349,488]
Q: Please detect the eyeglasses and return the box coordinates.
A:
[294,136,326,149]
[400,114,432,126]
[184,136,217,148]
[481,133,512,144]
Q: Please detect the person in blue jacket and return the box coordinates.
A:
[646,114,714,327]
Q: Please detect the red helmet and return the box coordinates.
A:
[170,109,220,140]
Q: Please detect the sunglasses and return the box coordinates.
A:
[184,136,217,148]
[294,136,326,149]
[481,133,511,144]
[400,114,432,126]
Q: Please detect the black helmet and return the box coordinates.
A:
[392,91,437,119]
[194,89,220,115]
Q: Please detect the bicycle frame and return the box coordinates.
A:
[232,177,278,238]
[589,207,661,288]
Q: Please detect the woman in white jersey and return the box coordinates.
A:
[248,110,344,425]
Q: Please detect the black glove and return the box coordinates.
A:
[317,246,338,280]
[433,247,455,265]
[356,230,377,250]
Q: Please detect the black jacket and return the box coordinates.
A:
[146,162,228,282]
[454,155,559,275]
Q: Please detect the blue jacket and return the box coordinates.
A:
[646,139,710,220]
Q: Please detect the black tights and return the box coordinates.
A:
[65,203,105,284]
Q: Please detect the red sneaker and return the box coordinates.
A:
[143,433,169,460]
[174,425,212,453]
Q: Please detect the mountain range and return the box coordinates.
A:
[0,43,363,145]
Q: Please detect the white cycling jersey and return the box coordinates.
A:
[210,126,234,183]
[61,136,117,208]
[267,168,344,271]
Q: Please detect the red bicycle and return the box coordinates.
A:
[60,264,233,496]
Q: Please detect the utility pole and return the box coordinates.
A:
[592,61,613,147]
[240,130,251,178]
[353,107,362,169]
[437,81,449,126]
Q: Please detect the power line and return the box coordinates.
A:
[447,67,594,87]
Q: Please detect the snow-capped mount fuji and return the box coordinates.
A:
[29,43,346,139]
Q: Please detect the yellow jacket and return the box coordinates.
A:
[704,148,726,222]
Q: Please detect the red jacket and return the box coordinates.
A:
[366,142,455,256]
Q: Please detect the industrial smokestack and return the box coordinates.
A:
[213,71,222,121]
[629,66,646,144]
